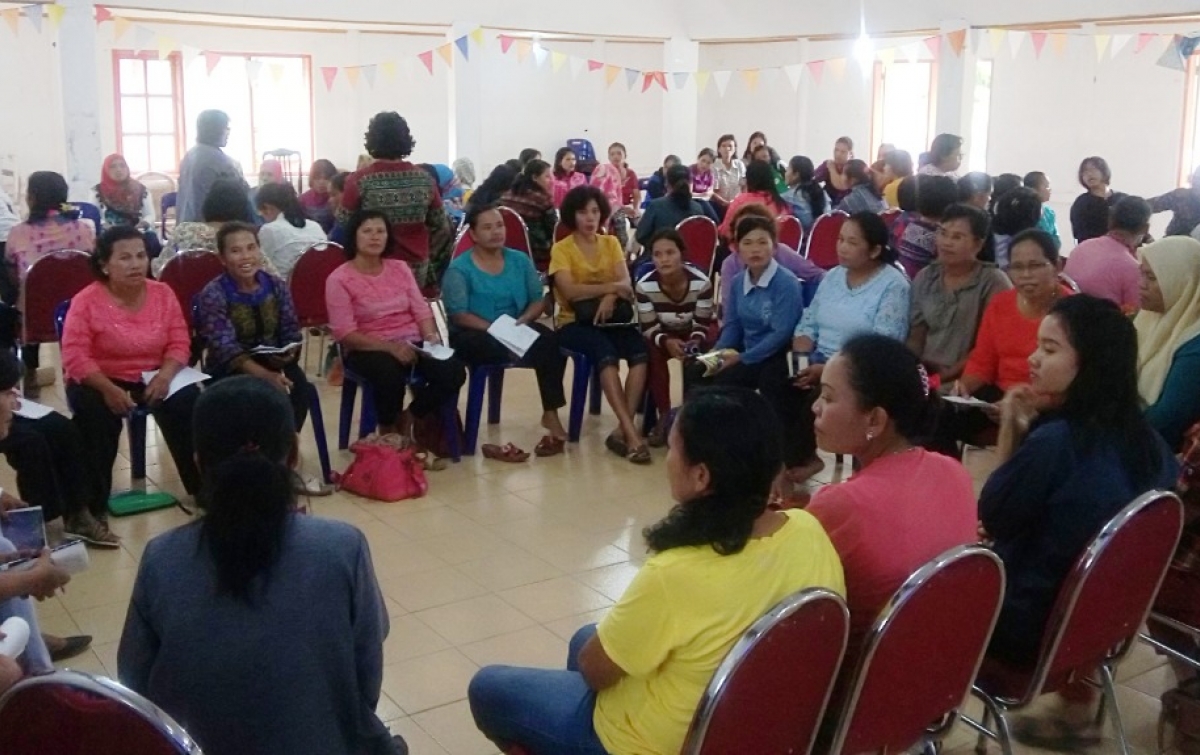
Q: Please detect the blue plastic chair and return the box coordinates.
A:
[563,349,603,443]
[160,192,177,239]
[74,202,102,234]
[462,362,516,455]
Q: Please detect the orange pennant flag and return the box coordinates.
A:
[515,40,532,63]
[1050,33,1068,57]
[947,29,967,56]
[344,67,360,88]
[740,69,760,91]
[1,8,19,35]
[112,16,130,40]
[604,64,620,87]
[437,43,453,67]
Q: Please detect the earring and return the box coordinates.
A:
[865,431,875,441]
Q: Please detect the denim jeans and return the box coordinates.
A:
[468,624,610,755]
[0,535,52,674]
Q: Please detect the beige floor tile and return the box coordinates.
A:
[386,716,452,755]
[92,640,120,677]
[1115,638,1170,682]
[574,562,641,601]
[68,601,132,645]
[533,537,631,573]
[375,506,480,540]
[458,625,570,670]
[498,576,613,624]
[447,494,543,526]
[378,566,489,613]
[367,539,450,577]
[410,700,500,755]
[55,648,109,676]
[374,693,405,723]
[543,608,611,642]
[456,551,564,592]
[380,648,478,714]
[37,609,84,640]
[382,614,453,664]
[414,595,536,646]
[57,566,139,613]
[415,525,515,566]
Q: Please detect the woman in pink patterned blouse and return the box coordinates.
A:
[590,142,640,251]
[61,226,201,501]
[551,148,588,208]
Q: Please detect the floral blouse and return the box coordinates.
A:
[590,164,639,211]
[5,213,96,281]
[194,270,302,374]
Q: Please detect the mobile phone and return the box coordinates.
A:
[1,507,45,553]
[788,352,810,378]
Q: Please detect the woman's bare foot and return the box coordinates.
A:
[541,411,568,441]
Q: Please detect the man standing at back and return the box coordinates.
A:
[177,110,245,223]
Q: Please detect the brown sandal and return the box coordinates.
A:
[626,444,652,465]
[534,435,566,457]
[481,442,530,463]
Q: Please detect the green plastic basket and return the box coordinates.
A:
[107,490,179,517]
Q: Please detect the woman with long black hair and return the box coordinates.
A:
[255,182,327,278]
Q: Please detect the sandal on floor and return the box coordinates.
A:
[534,435,566,458]
[481,443,530,463]
[604,432,629,458]
[626,444,652,465]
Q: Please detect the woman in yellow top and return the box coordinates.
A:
[468,385,845,755]
[550,185,651,463]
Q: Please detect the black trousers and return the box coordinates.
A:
[450,324,566,412]
[343,349,466,426]
[925,384,1004,457]
[685,349,814,467]
[212,360,311,432]
[0,413,108,521]
[67,379,202,497]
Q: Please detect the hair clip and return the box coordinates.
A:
[916,363,931,398]
[240,440,260,453]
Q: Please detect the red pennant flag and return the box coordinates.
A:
[947,29,967,56]
[94,5,113,23]
[924,35,941,58]
[204,52,221,75]
[587,59,603,72]
[418,50,434,74]
[1030,31,1048,58]
[320,66,338,90]
[806,60,824,84]
[641,73,654,92]
[499,35,514,54]
[1135,32,1157,54]
[653,71,667,91]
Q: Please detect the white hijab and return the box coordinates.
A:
[1135,236,1200,404]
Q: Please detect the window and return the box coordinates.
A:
[870,61,935,160]
[968,61,993,174]
[182,54,314,184]
[1182,55,1200,186]
[113,52,185,175]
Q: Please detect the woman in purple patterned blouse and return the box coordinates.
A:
[689,149,720,223]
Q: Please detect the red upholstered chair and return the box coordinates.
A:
[963,490,1184,755]
[682,587,849,755]
[497,205,533,256]
[825,545,1005,755]
[0,670,202,754]
[156,249,224,332]
[553,221,571,244]
[452,224,474,258]
[676,216,719,277]
[22,249,93,343]
[777,214,804,252]
[880,208,901,231]
[805,212,848,270]
[288,242,345,330]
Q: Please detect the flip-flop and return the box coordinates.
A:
[604,432,629,458]
[481,442,530,463]
[627,444,652,465]
[534,435,566,457]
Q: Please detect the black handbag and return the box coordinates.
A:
[571,297,636,327]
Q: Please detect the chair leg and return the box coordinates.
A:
[588,368,602,416]
[464,367,489,456]
[1099,663,1130,755]
[567,354,590,443]
[128,410,148,481]
[487,368,505,425]
[358,384,377,439]
[307,384,333,484]
[642,392,657,436]
[442,399,461,463]
[338,380,357,450]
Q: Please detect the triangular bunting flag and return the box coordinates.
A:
[1050,33,1068,57]
[156,36,176,60]
[470,28,485,48]
[806,60,824,85]
[344,66,360,88]
[587,59,603,72]
[381,61,397,80]
[1110,33,1133,58]
[47,5,65,27]
[362,64,377,87]
[112,16,130,40]
[515,40,532,63]
[654,71,668,91]
[1,8,19,35]
[499,35,514,54]
[1135,32,1157,54]
[641,73,655,93]
[320,66,338,90]
[269,63,285,83]
[455,36,470,61]
[695,70,711,94]
[923,35,941,59]
[740,69,760,91]
[551,51,566,72]
[246,59,263,81]
[624,68,639,90]
[532,44,547,67]
[437,43,454,67]
[1157,36,1187,71]
[947,29,967,56]
[1008,30,1025,58]
[569,56,585,79]
[1094,34,1111,61]
[204,52,221,74]
[783,63,803,89]
[180,45,200,68]
[94,5,113,23]
[878,47,896,66]
[712,70,732,96]
[1030,31,1048,59]
[673,72,689,89]
[988,28,1007,57]
[418,50,434,74]
[604,64,620,87]
[827,57,847,82]
[22,5,42,33]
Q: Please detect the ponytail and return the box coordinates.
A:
[643,493,762,556]
[803,181,827,216]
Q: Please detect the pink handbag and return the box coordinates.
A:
[336,437,429,502]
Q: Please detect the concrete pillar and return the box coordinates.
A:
[932,19,977,164]
[448,22,481,164]
[795,38,812,154]
[58,0,104,200]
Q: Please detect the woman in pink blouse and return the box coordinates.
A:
[551,148,588,208]
[590,142,640,250]
[326,209,465,438]
[62,226,201,499]
[690,148,720,223]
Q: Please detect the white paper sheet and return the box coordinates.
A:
[487,315,541,358]
[942,395,994,409]
[141,366,211,399]
[417,342,456,361]
[13,399,55,420]
[249,342,302,356]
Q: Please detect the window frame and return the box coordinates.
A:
[111,50,186,176]
[869,57,938,161]
[1180,54,1199,187]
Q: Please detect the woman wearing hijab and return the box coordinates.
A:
[258,159,285,188]
[431,164,466,226]
[91,154,160,257]
[453,157,476,204]
[1136,236,1200,450]
[177,109,245,223]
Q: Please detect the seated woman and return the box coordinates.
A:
[256,182,328,279]
[634,165,703,253]
[590,143,640,249]
[991,187,1043,269]
[157,177,258,276]
[468,385,845,755]
[644,155,682,202]
[1070,156,1126,244]
[688,148,720,222]
[781,155,828,234]
[717,160,790,243]
[896,174,957,279]
[550,186,650,464]
[814,136,855,208]
[299,158,339,233]
[882,150,914,209]
[500,159,558,271]
[808,334,975,672]
[1149,166,1200,237]
[749,143,789,195]
[1135,236,1200,450]
[468,162,518,211]
[1062,194,1148,311]
[62,226,202,500]
[551,147,587,208]
[980,294,1176,673]
[442,204,569,457]
[711,134,745,220]
[4,171,96,397]
[791,212,910,482]
[717,203,825,311]
[91,153,160,257]
[908,203,1011,385]
[835,159,886,215]
[117,376,405,755]
[918,133,964,179]
[634,229,715,446]
[325,210,466,441]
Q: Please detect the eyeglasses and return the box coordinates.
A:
[1008,261,1052,274]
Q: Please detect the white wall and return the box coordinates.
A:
[0,23,66,193]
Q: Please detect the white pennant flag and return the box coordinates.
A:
[180,45,201,68]
[532,44,547,67]
[901,42,920,63]
[246,59,263,81]
[783,63,803,89]
[1110,33,1133,59]
[672,72,690,90]
[569,55,585,79]
[712,70,732,96]
[1008,30,1025,58]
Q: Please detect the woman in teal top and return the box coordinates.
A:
[442,203,568,454]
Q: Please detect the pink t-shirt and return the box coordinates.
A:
[552,172,587,208]
[1063,234,1141,311]
[807,449,977,664]
[325,258,432,345]
[5,215,96,281]
[62,280,191,383]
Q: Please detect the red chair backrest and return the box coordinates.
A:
[553,221,570,244]
[682,588,849,755]
[828,546,1005,754]
[452,225,474,258]
[806,212,847,270]
[288,242,345,328]
[0,670,200,755]
[1021,490,1183,699]
[157,249,224,331]
[497,205,533,255]
[676,216,719,277]
[777,215,803,252]
[22,250,94,343]
[880,209,901,231]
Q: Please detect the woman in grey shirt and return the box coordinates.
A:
[907,203,1011,383]
[118,376,404,755]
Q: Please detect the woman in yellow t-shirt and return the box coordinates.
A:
[550,185,651,463]
[467,385,846,755]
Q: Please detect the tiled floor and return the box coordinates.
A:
[16,355,1180,755]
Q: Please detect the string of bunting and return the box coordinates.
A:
[2,5,1198,89]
